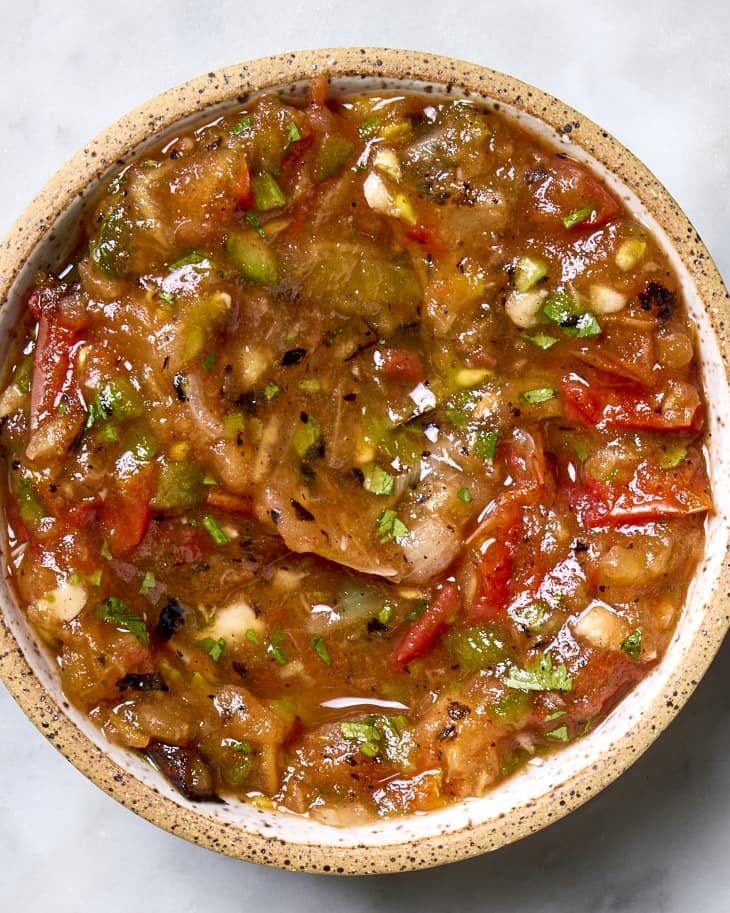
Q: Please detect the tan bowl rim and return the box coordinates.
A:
[1,47,729,875]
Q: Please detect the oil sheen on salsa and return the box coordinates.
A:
[0,78,711,822]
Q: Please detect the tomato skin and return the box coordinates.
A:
[101,464,156,555]
[206,489,253,515]
[565,651,643,723]
[561,373,703,432]
[376,347,423,385]
[467,539,513,621]
[530,156,619,230]
[28,287,81,430]
[567,454,711,528]
[393,582,461,668]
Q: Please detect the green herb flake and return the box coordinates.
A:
[621,629,642,660]
[473,429,498,462]
[158,290,175,305]
[263,380,280,401]
[230,115,252,136]
[202,350,218,372]
[245,627,260,645]
[542,288,601,338]
[169,250,208,271]
[563,205,595,229]
[457,486,472,503]
[377,603,393,625]
[310,634,332,666]
[292,415,323,461]
[521,332,559,350]
[546,724,570,742]
[96,597,149,645]
[502,653,573,692]
[357,116,381,139]
[139,571,156,596]
[341,719,380,744]
[87,569,103,588]
[510,600,548,633]
[406,599,427,621]
[298,378,321,394]
[267,640,288,666]
[544,709,567,722]
[520,387,558,405]
[228,739,253,754]
[376,508,410,543]
[659,445,688,470]
[197,636,225,662]
[245,212,267,238]
[362,463,395,497]
[286,121,302,145]
[202,514,229,546]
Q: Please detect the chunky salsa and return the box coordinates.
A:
[0,78,711,822]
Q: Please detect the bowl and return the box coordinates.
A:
[0,48,728,875]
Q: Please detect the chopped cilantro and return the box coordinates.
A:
[406,599,427,621]
[510,600,548,633]
[139,571,156,596]
[245,627,260,645]
[230,115,252,136]
[362,463,395,496]
[292,414,323,461]
[520,387,557,405]
[457,486,472,503]
[168,250,208,271]
[228,739,252,753]
[473,429,498,462]
[310,634,332,666]
[96,597,149,645]
[546,724,570,742]
[563,205,595,229]
[158,290,175,305]
[544,709,567,722]
[263,380,280,401]
[376,508,410,543]
[377,603,393,625]
[267,640,288,666]
[286,121,302,145]
[197,636,225,662]
[202,350,218,372]
[202,514,229,545]
[502,653,573,692]
[621,629,642,660]
[542,288,602,338]
[245,212,267,238]
[521,332,559,350]
[357,116,380,138]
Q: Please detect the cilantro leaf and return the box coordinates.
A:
[621,629,642,660]
[502,653,573,692]
[96,597,149,645]
[197,636,225,662]
[362,463,395,496]
[473,429,498,462]
[376,508,410,543]
[520,387,557,405]
[310,634,332,666]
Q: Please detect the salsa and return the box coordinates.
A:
[0,78,711,822]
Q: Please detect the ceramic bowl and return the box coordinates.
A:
[0,48,728,875]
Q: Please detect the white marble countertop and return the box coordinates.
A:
[1,1,729,909]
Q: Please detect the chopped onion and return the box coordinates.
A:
[504,288,548,328]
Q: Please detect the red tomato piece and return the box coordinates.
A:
[568,453,711,528]
[232,159,252,208]
[565,651,643,723]
[561,373,703,432]
[206,488,253,515]
[393,582,461,668]
[101,465,156,555]
[529,156,620,230]
[28,287,81,430]
[375,347,423,385]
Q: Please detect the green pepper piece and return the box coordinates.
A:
[315,134,355,182]
[252,172,287,211]
[448,624,513,671]
[226,230,278,285]
[152,461,206,510]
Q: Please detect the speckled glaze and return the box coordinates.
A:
[0,49,728,875]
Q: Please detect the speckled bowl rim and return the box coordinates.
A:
[0,48,729,875]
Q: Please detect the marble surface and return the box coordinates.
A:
[1,0,729,909]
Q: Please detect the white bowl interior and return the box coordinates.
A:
[1,75,728,851]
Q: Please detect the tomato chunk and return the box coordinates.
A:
[375,347,423,385]
[568,452,711,527]
[393,582,461,668]
[101,464,156,555]
[561,373,703,432]
[529,156,620,230]
[28,287,80,430]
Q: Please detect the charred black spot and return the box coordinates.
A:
[525,167,548,186]
[342,392,357,402]
[573,540,589,553]
[232,661,248,679]
[172,373,188,401]
[447,701,471,720]
[639,281,675,321]
[367,617,388,635]
[117,673,168,693]
[270,508,283,525]
[290,499,315,521]
[438,724,457,741]
[156,598,185,640]
[145,742,222,802]
[281,347,307,366]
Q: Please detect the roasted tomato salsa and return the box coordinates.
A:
[0,79,711,822]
